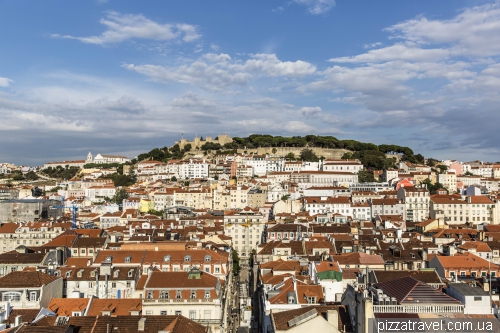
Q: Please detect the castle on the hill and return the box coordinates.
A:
[175,134,232,150]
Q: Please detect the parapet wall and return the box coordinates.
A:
[236,147,350,159]
[175,134,232,150]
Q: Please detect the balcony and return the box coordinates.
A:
[143,298,216,303]
[193,319,222,325]
[373,304,464,314]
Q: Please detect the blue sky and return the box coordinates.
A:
[1,0,499,165]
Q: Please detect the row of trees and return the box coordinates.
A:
[41,166,80,180]
[134,144,191,163]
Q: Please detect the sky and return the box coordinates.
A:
[1,0,500,166]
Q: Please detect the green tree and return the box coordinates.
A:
[171,176,177,181]
[147,209,164,217]
[25,171,39,181]
[5,179,13,188]
[184,143,192,152]
[285,152,296,160]
[232,250,240,275]
[421,179,445,194]
[112,188,129,205]
[437,165,448,174]
[272,148,277,154]
[300,149,319,162]
[358,170,376,183]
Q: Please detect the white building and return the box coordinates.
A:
[224,208,266,258]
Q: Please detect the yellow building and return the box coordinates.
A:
[140,198,155,213]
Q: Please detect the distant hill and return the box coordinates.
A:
[133,134,424,171]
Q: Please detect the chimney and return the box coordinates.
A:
[15,315,22,327]
[138,317,146,331]
[326,309,339,328]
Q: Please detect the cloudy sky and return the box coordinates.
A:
[1,0,499,166]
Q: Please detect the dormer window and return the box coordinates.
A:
[77,270,83,278]
[90,271,95,278]
[128,269,134,277]
[164,255,171,262]
[306,296,316,304]
[66,271,72,278]
[204,290,210,299]
[184,255,191,262]
[113,270,120,278]
[125,256,132,263]
[106,256,113,263]
[204,255,211,262]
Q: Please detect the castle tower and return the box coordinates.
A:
[86,151,93,164]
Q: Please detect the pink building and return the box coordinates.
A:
[449,162,463,175]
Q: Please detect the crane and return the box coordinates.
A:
[51,196,78,229]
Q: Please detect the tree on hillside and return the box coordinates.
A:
[300,149,319,162]
[421,179,445,194]
[358,170,376,183]
[112,188,129,205]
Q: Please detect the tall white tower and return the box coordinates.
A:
[86,151,93,164]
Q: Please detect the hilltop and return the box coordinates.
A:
[132,134,424,171]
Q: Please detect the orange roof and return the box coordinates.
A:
[87,298,142,316]
[47,298,90,316]
[435,252,499,269]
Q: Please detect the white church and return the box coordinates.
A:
[86,151,131,165]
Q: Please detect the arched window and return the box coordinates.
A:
[204,255,211,262]
[184,255,191,262]
[3,292,21,301]
[125,256,132,263]
[164,255,171,262]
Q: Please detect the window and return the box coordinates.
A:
[215,267,220,273]
[189,310,196,320]
[204,255,211,262]
[113,270,119,278]
[176,290,182,299]
[205,290,211,299]
[306,296,316,304]
[460,271,466,276]
[471,271,477,277]
[111,282,116,288]
[175,311,181,316]
[29,292,37,301]
[474,296,482,301]
[450,271,455,277]
[146,311,153,315]
[191,290,196,299]
[147,291,153,299]
[125,256,131,263]
[2,292,21,301]
[164,255,171,262]
[184,255,191,262]
[160,311,167,316]
[160,290,169,299]
[89,282,94,288]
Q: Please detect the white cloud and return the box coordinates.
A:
[0,77,13,87]
[124,53,316,91]
[210,43,220,51]
[329,43,449,63]
[293,0,336,15]
[385,2,500,57]
[364,42,382,49]
[300,106,322,117]
[52,11,200,45]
